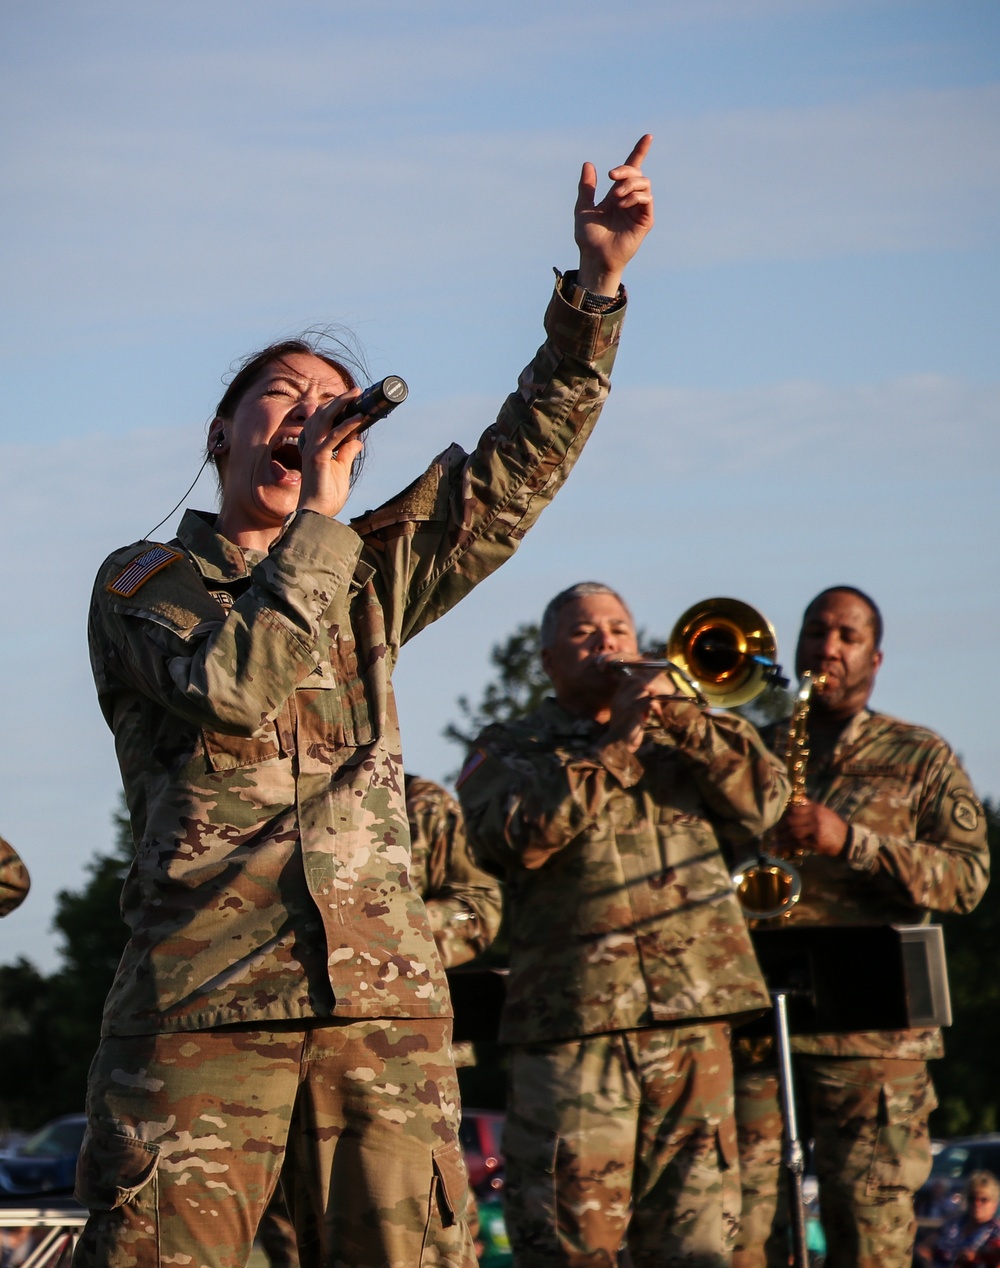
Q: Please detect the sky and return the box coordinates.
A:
[1,0,997,971]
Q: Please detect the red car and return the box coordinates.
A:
[459,1109,505,1195]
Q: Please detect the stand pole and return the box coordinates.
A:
[772,991,809,1268]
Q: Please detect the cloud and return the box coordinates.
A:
[2,17,998,340]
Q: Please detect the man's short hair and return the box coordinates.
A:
[804,586,884,650]
[540,582,632,648]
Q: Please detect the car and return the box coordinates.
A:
[459,1107,505,1195]
[0,1114,87,1198]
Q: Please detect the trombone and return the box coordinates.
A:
[605,597,804,921]
[603,597,784,708]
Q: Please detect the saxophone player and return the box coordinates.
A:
[733,586,990,1268]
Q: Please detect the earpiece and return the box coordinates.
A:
[213,431,226,451]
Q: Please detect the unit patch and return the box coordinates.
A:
[107,546,182,597]
[951,794,981,832]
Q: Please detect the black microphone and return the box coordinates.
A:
[298,376,408,450]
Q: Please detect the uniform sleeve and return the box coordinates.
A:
[458,728,644,873]
[357,278,627,648]
[653,702,792,839]
[844,745,989,915]
[90,512,362,736]
[0,835,30,918]
[415,790,504,969]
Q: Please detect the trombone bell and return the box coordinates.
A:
[667,598,778,708]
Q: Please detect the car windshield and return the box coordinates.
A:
[20,1120,86,1159]
[930,1142,1000,1181]
[930,1146,971,1179]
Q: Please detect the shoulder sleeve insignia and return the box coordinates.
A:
[951,793,981,832]
[456,748,488,789]
[107,545,182,598]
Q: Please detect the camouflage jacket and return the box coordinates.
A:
[0,836,30,918]
[404,773,502,970]
[87,280,624,1037]
[458,697,789,1045]
[759,709,989,1059]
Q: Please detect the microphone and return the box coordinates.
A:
[298,376,408,450]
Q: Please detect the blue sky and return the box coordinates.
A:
[1,0,997,969]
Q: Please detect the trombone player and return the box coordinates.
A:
[458,581,789,1267]
[732,586,990,1268]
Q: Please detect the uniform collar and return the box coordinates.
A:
[535,696,606,739]
[174,508,266,582]
[832,707,873,756]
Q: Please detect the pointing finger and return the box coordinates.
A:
[616,133,652,174]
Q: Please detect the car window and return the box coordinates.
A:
[930,1146,971,1180]
[21,1120,86,1158]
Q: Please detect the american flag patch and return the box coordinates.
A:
[456,748,488,788]
[107,545,182,597]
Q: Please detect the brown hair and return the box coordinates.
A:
[209,329,369,485]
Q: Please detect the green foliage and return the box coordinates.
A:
[0,803,133,1131]
[929,799,1000,1137]
[443,622,550,762]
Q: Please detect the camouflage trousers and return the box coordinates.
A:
[504,1021,738,1267]
[72,1018,476,1268]
[732,1055,936,1268]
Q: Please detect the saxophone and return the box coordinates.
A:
[731,671,827,921]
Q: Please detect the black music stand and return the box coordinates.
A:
[745,924,952,1268]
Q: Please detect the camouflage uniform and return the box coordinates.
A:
[733,709,990,1268]
[404,773,503,976]
[257,775,502,1264]
[0,836,29,918]
[458,695,789,1266]
[76,276,625,1268]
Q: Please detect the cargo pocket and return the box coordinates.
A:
[867,1069,937,1195]
[432,1139,469,1228]
[75,1123,161,1211]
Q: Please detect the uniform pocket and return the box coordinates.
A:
[75,1123,160,1210]
[202,726,281,771]
[867,1069,937,1195]
[432,1139,469,1227]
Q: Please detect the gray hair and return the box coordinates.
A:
[967,1171,1000,1201]
[539,582,632,648]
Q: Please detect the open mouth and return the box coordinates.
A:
[270,437,302,476]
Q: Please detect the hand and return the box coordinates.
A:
[603,661,678,753]
[296,388,365,519]
[775,800,850,858]
[575,134,654,296]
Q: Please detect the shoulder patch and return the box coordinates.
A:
[951,793,981,832]
[107,545,182,598]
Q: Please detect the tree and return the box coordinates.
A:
[928,799,1000,1136]
[0,803,133,1131]
[443,622,550,763]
